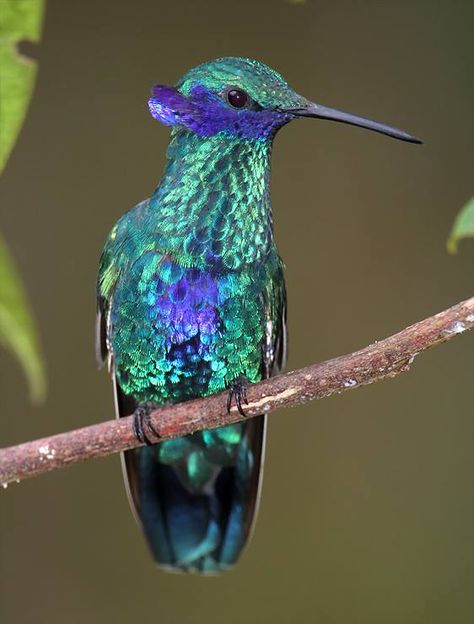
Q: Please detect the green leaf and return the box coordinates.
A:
[0,1,46,401]
[447,196,474,254]
[0,234,46,403]
[0,0,45,174]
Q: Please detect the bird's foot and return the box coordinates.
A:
[227,377,250,417]
[133,401,161,446]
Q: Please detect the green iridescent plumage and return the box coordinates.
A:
[97,58,290,572]
[97,56,420,574]
[98,131,285,402]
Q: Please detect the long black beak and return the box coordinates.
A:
[290,102,422,143]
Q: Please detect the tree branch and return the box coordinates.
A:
[1,297,473,487]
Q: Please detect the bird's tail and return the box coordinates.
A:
[115,383,266,574]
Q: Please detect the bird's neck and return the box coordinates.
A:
[149,129,275,270]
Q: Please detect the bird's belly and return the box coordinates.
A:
[111,260,265,406]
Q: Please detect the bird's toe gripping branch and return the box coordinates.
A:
[132,402,161,445]
[227,377,250,417]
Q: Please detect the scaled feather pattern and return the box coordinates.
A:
[97,57,293,573]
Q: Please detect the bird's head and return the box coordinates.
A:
[148,56,421,143]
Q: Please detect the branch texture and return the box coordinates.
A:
[1,297,473,486]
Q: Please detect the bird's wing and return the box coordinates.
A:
[95,205,138,371]
[262,264,287,378]
[95,295,113,370]
[95,238,119,372]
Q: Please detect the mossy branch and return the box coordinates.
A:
[1,297,473,487]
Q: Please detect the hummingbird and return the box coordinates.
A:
[96,57,420,574]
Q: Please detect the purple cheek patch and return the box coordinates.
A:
[148,98,177,126]
[148,82,288,139]
[148,85,195,126]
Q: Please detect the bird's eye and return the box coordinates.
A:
[226,89,248,109]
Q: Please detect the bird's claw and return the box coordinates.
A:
[227,377,250,417]
[133,401,161,445]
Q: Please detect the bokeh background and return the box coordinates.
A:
[1,1,473,623]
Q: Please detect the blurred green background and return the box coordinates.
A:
[1,1,473,623]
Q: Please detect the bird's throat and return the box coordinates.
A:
[150,129,275,270]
